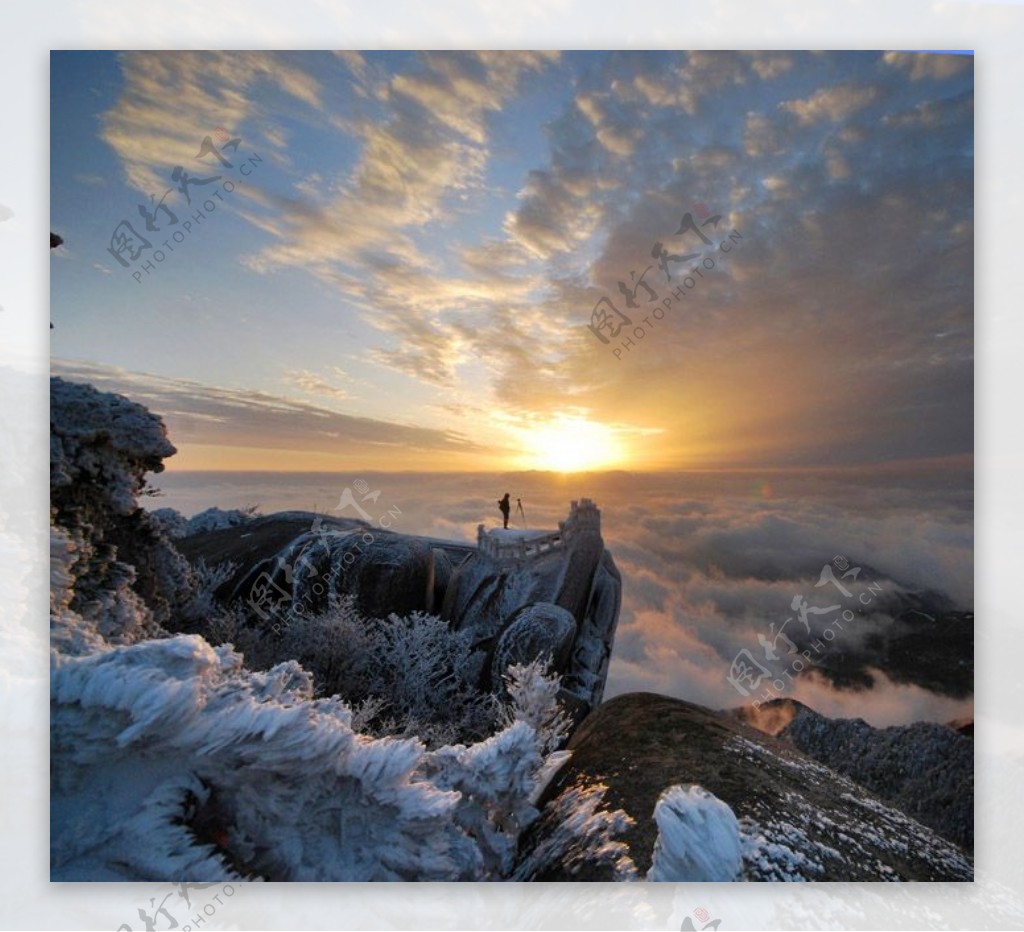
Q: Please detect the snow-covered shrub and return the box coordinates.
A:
[647,784,743,882]
[49,520,163,654]
[50,377,192,633]
[359,610,495,746]
[149,507,188,539]
[512,782,637,881]
[180,558,240,624]
[50,631,634,881]
[499,659,573,756]
[204,597,497,748]
[149,506,258,539]
[50,525,108,657]
[52,635,464,880]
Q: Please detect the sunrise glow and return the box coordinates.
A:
[516,416,626,472]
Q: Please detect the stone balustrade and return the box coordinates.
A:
[477,498,601,563]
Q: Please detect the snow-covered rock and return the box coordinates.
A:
[50,377,192,632]
[442,505,620,716]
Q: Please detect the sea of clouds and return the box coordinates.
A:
[149,467,974,727]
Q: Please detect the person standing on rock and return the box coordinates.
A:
[498,492,511,529]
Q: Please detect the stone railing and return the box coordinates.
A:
[477,498,601,563]
[476,525,564,561]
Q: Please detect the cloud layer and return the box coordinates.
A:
[148,467,974,727]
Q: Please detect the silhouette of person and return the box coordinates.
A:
[498,493,511,529]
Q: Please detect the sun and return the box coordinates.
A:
[517,415,626,472]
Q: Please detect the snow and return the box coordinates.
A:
[486,528,552,540]
[182,507,257,536]
[647,785,743,882]
[723,734,973,881]
[51,632,554,880]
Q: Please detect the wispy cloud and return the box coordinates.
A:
[287,369,351,400]
[101,51,324,195]
[883,51,972,81]
[52,360,483,465]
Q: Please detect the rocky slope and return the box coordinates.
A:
[734,698,973,850]
[535,693,973,881]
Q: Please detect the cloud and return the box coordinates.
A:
[743,111,786,157]
[779,84,882,124]
[334,51,367,83]
[244,52,556,273]
[287,370,350,400]
[883,51,972,81]
[747,52,795,81]
[90,52,973,472]
[504,168,606,259]
[227,52,561,386]
[101,51,324,195]
[51,359,482,461]
[149,467,973,727]
[597,480,972,723]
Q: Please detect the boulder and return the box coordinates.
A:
[490,602,577,691]
[229,524,436,623]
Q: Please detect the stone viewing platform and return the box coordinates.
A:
[476,498,601,563]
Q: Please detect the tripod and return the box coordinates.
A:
[516,498,527,528]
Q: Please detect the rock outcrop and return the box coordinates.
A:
[441,499,620,715]
[50,377,191,645]
[181,498,623,721]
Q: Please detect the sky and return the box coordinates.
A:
[50,50,973,473]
